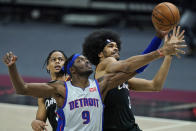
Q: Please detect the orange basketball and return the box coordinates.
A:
[152,2,180,31]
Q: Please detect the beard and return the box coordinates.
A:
[75,67,93,77]
[103,50,120,60]
[79,69,93,77]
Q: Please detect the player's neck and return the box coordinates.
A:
[71,75,89,89]
[51,74,65,81]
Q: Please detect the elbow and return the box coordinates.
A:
[152,82,163,91]
[153,85,163,92]
[153,87,162,92]
[15,89,26,95]
[14,84,28,95]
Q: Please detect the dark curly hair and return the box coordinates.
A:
[82,29,121,65]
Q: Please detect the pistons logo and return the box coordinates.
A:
[89,87,96,92]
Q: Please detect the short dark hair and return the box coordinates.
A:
[82,29,121,65]
[43,50,67,73]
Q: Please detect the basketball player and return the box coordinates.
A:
[31,50,68,131]
[3,53,103,131]
[82,26,186,131]
[3,33,185,130]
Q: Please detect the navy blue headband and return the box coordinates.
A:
[66,54,80,75]
[105,39,114,45]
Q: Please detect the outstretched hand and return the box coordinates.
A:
[3,52,18,67]
[162,26,187,58]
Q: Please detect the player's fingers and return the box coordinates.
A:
[4,54,11,64]
[179,36,184,41]
[178,30,185,40]
[43,123,48,126]
[41,126,46,131]
[164,34,169,43]
[13,55,18,62]
[175,48,186,55]
[176,39,185,45]
[174,44,187,49]
[176,26,180,36]
[3,56,8,64]
[172,26,176,36]
[6,52,10,59]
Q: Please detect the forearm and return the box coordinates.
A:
[8,64,55,97]
[107,50,162,74]
[36,98,47,122]
[152,56,172,90]
[8,64,27,94]
[136,36,162,73]
[122,50,162,73]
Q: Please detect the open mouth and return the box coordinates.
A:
[54,65,61,70]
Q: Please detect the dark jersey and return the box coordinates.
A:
[103,83,142,131]
[44,97,58,131]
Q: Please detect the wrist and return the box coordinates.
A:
[8,63,16,69]
[155,33,164,39]
[157,49,164,57]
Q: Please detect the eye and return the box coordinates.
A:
[58,58,64,62]
[76,59,81,63]
[51,58,56,62]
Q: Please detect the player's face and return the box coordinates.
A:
[102,42,120,60]
[72,55,93,76]
[47,52,66,74]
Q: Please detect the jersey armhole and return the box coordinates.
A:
[95,79,103,105]
[60,81,68,109]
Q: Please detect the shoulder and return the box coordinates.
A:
[102,57,117,64]
[97,57,117,71]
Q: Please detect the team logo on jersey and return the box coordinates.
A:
[89,87,96,92]
[118,83,129,90]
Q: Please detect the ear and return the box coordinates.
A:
[98,52,104,59]
[70,66,76,74]
[46,65,50,72]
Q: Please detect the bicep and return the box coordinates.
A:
[36,98,47,122]
[24,83,56,97]
[106,60,129,73]
[128,77,154,91]
[98,72,136,100]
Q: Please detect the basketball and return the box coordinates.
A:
[152,2,180,31]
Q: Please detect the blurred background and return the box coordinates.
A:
[0,0,196,125]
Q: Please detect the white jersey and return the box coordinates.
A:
[56,79,103,131]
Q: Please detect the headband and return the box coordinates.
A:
[105,39,114,45]
[66,54,80,75]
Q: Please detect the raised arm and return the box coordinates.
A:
[98,27,186,99]
[128,55,172,91]
[126,26,185,91]
[3,52,58,98]
[104,27,185,74]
